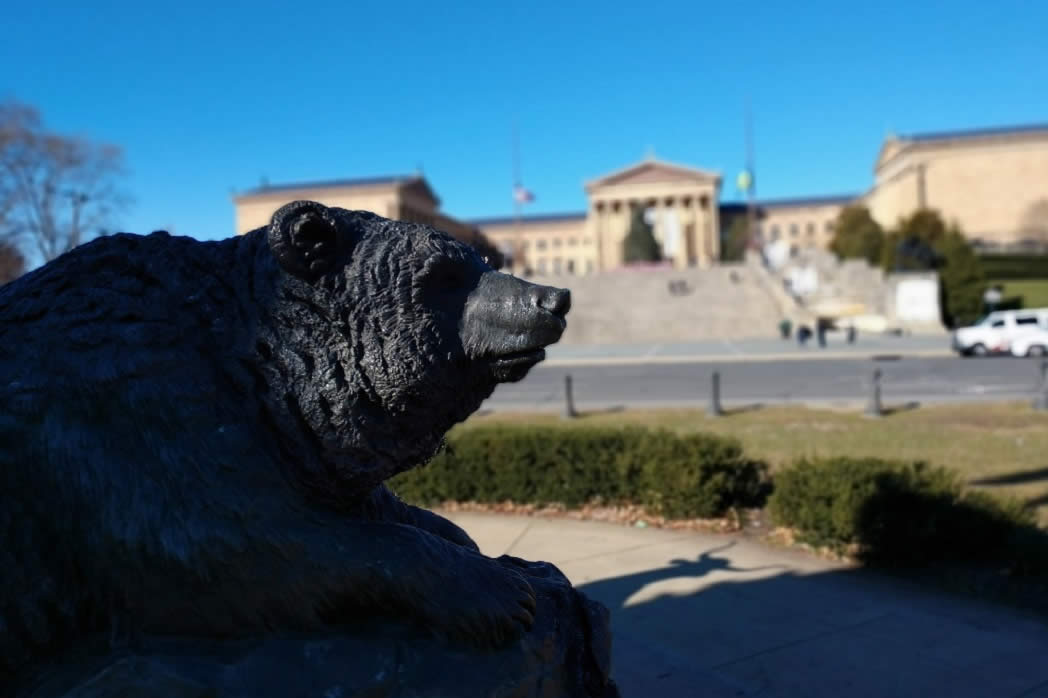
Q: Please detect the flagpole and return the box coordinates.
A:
[745,99,757,250]
[512,119,522,274]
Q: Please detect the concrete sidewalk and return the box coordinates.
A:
[444,512,1048,698]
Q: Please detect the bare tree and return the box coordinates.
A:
[0,99,129,263]
[1019,198,1048,247]
[0,238,24,285]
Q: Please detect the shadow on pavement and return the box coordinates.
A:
[577,541,1048,698]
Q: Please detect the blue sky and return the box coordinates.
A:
[4,0,1046,242]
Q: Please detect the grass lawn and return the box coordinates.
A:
[465,403,1048,524]
[992,279,1048,308]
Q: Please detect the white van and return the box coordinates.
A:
[951,308,1048,357]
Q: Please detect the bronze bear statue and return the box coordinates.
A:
[0,201,584,690]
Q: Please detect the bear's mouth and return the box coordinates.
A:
[493,347,546,367]
[491,347,547,382]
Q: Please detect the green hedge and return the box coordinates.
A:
[391,425,770,519]
[768,457,1047,572]
[393,426,1048,583]
[978,254,1048,280]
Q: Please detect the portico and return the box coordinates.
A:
[474,157,722,275]
[584,159,722,270]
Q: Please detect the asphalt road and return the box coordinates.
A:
[481,356,1048,411]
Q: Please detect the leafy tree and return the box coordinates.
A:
[721,215,750,262]
[880,209,985,327]
[0,99,129,264]
[1018,198,1048,247]
[829,205,884,265]
[622,206,661,263]
[0,239,24,285]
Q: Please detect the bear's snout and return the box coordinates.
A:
[529,285,571,319]
[459,272,571,378]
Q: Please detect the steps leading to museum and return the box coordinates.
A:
[538,265,788,344]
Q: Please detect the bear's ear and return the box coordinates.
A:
[268,200,344,281]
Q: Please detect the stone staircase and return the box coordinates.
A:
[761,248,894,328]
[538,265,788,344]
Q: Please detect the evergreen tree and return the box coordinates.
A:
[935,227,986,327]
[829,205,884,265]
[622,207,662,263]
[721,215,750,262]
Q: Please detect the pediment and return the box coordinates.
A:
[874,137,909,172]
[586,159,720,192]
[399,176,441,207]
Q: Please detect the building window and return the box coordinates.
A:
[536,239,547,250]
[568,238,578,246]
[553,238,562,248]
[770,224,780,240]
[789,224,799,237]
[566,259,575,274]
[806,222,815,236]
[583,237,592,245]
[553,258,563,274]
[825,220,835,233]
[537,258,547,274]
[521,240,530,250]
[586,259,594,273]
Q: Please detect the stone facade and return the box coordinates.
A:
[475,158,721,276]
[468,213,591,277]
[753,195,856,251]
[865,124,1048,246]
[229,122,1048,278]
[231,175,490,251]
[473,122,1048,277]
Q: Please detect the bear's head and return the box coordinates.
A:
[262,200,570,497]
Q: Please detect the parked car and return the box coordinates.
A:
[1009,327,1048,357]
[951,308,1048,357]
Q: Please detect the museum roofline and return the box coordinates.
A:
[747,193,860,209]
[902,122,1048,144]
[875,122,1048,171]
[469,212,587,227]
[233,174,427,199]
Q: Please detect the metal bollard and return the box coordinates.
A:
[562,374,578,419]
[1034,360,1048,411]
[864,367,883,418]
[708,370,724,417]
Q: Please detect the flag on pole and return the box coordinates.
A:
[736,169,753,193]
[513,185,535,204]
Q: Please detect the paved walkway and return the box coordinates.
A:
[444,512,1048,698]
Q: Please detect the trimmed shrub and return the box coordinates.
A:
[635,430,768,518]
[978,254,1048,281]
[391,425,769,519]
[769,457,1045,570]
